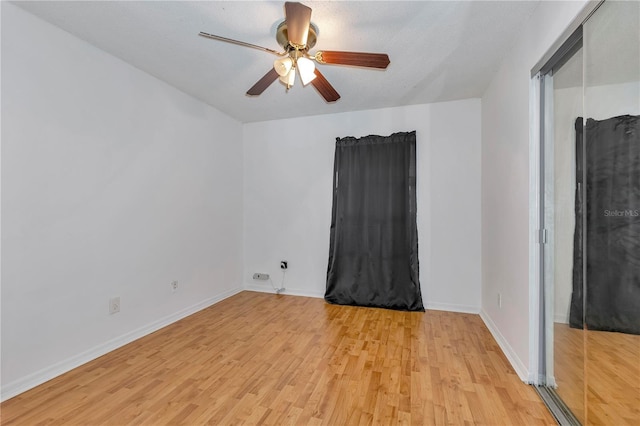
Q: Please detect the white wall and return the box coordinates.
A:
[243,100,482,313]
[1,3,243,400]
[552,85,581,324]
[480,0,588,381]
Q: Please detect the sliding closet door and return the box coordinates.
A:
[538,2,639,424]
[542,39,585,424]
[582,1,640,424]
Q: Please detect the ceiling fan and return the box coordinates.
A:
[199,1,390,102]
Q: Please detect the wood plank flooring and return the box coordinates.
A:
[553,323,585,423]
[1,291,554,425]
[554,323,640,425]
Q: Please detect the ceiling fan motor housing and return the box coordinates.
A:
[276,21,318,51]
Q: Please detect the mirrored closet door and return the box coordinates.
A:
[540,1,640,424]
[543,35,585,424]
[580,1,640,423]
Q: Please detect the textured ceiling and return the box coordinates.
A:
[13,1,541,123]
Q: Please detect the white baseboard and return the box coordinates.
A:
[244,283,325,299]
[480,309,531,383]
[554,313,569,324]
[245,284,480,314]
[1,287,242,402]
[426,301,480,314]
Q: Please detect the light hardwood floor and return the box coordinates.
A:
[554,323,640,425]
[2,291,554,425]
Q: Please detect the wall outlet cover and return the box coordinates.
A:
[253,273,269,281]
[109,297,120,314]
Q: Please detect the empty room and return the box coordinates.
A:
[1,1,638,425]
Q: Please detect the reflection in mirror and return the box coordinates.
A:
[550,43,584,424]
[582,1,640,424]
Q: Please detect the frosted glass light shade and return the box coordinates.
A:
[279,69,295,87]
[274,57,293,77]
[297,57,316,85]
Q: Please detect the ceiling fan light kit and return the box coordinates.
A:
[296,57,316,86]
[199,1,390,102]
[274,51,315,89]
[280,66,296,88]
[274,57,293,77]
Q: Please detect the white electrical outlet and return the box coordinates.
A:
[253,273,270,281]
[171,281,178,293]
[109,297,120,314]
[498,292,502,308]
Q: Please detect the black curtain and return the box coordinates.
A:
[570,115,640,334]
[325,131,424,312]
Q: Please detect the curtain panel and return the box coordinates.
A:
[325,131,424,312]
[570,115,640,334]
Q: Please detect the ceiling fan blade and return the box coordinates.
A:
[199,32,283,56]
[311,69,340,103]
[315,51,390,69]
[247,68,280,96]
[285,2,312,47]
